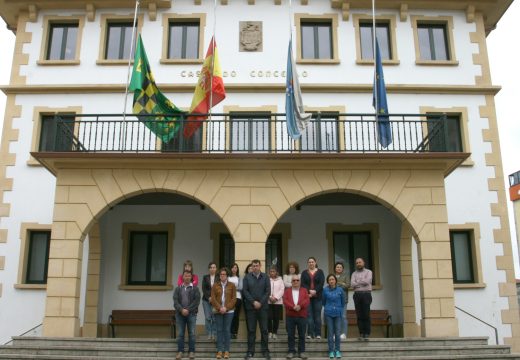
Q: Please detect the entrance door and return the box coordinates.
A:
[265,233,283,273]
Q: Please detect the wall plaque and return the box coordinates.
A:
[239,21,263,52]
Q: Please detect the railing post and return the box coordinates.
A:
[441,113,449,152]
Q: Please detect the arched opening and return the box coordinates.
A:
[266,191,417,338]
[79,191,232,338]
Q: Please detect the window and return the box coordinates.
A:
[39,114,75,152]
[127,231,168,285]
[46,23,79,60]
[450,231,474,283]
[301,21,332,59]
[426,114,462,152]
[168,21,200,59]
[333,231,374,283]
[105,21,135,60]
[266,234,283,274]
[417,23,449,61]
[230,112,271,152]
[25,231,51,284]
[300,113,339,152]
[359,22,391,60]
[218,233,235,268]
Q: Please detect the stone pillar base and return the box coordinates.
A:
[43,317,80,337]
[403,323,421,337]
[421,318,459,337]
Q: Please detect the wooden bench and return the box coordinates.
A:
[108,310,176,338]
[347,309,392,337]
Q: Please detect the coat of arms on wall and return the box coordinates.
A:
[239,21,263,52]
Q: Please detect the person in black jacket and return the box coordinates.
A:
[201,262,218,340]
[173,270,201,360]
[242,259,271,360]
[300,256,325,339]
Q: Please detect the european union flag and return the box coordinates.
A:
[372,40,392,148]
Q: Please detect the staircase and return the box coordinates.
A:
[0,336,518,359]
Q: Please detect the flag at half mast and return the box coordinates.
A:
[286,39,311,140]
[372,39,392,148]
[130,35,183,143]
[184,36,226,138]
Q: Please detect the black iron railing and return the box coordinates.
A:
[50,113,452,154]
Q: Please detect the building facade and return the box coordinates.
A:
[0,0,518,351]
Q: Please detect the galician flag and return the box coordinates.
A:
[184,36,226,138]
[372,39,392,148]
[286,39,311,140]
[130,35,183,143]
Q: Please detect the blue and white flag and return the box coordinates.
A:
[286,39,311,140]
[372,40,392,148]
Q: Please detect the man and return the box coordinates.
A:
[242,259,271,360]
[283,274,310,360]
[350,257,373,341]
[173,270,201,359]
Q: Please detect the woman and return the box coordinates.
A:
[177,260,199,287]
[228,263,242,339]
[283,261,300,288]
[323,274,345,359]
[268,266,285,339]
[202,262,218,340]
[334,262,350,340]
[210,267,237,359]
[300,257,325,339]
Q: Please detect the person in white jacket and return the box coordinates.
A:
[268,266,285,339]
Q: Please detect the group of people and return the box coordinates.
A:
[172,257,373,360]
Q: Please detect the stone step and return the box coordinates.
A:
[0,344,512,358]
[10,336,491,349]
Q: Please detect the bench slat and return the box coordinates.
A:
[109,310,176,338]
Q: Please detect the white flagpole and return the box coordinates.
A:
[372,0,380,151]
[288,0,294,151]
[121,0,140,149]
[209,0,217,122]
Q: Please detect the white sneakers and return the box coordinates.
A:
[340,334,347,340]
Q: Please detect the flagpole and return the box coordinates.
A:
[121,0,140,149]
[209,0,217,123]
[288,0,294,151]
[371,0,380,151]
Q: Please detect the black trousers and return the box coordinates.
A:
[245,307,269,355]
[267,304,283,334]
[286,316,306,354]
[231,298,242,335]
[353,291,372,336]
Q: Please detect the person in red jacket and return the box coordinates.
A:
[283,274,310,360]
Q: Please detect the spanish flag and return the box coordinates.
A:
[184,36,226,138]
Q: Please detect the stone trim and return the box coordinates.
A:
[37,15,86,65]
[480,94,520,351]
[82,222,100,337]
[10,13,31,85]
[470,13,492,87]
[410,15,458,66]
[294,13,340,64]
[449,223,484,287]
[160,13,206,65]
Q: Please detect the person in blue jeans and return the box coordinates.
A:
[300,257,325,339]
[210,267,237,359]
[202,262,218,339]
[173,270,201,360]
[323,274,346,359]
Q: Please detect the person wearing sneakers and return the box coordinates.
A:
[173,270,201,360]
[351,258,373,341]
[283,274,310,360]
[210,267,237,360]
[268,266,285,340]
[334,262,350,340]
[323,274,345,359]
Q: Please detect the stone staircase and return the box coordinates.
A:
[0,336,518,359]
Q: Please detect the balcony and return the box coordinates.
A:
[32,113,469,176]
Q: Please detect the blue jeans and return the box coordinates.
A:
[202,299,216,336]
[307,298,322,337]
[341,304,348,336]
[286,316,306,354]
[325,315,342,352]
[215,312,233,352]
[176,313,197,353]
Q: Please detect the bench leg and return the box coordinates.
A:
[111,324,115,338]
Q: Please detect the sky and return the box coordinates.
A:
[0,3,519,274]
